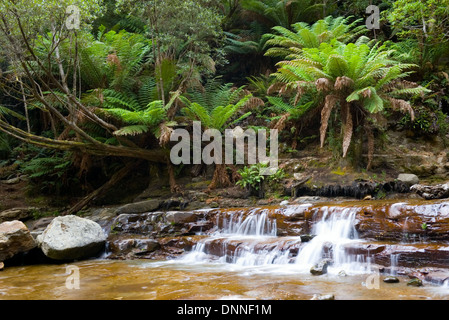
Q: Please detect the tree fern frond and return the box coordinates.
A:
[113,125,150,136]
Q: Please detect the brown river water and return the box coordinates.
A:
[2,200,449,300]
[0,258,448,300]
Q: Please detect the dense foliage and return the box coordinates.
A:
[0,0,447,203]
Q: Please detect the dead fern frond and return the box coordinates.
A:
[159,123,173,147]
[273,113,290,131]
[320,94,338,148]
[334,76,354,91]
[388,97,415,121]
[315,78,333,92]
[341,103,353,158]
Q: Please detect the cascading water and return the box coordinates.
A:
[181,209,296,266]
[294,206,369,274]
[180,206,373,275]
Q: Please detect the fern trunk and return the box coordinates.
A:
[208,164,232,190]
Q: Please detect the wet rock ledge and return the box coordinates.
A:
[2,198,449,285]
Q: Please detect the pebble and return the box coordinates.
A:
[383,276,400,283]
[311,294,335,300]
[407,278,423,287]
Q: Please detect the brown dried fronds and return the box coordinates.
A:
[361,88,372,98]
[341,103,353,158]
[244,97,265,110]
[293,81,308,105]
[278,83,295,96]
[71,152,92,178]
[107,53,121,71]
[267,82,284,95]
[273,113,290,131]
[320,94,339,148]
[315,78,333,92]
[388,97,415,121]
[159,123,173,147]
[334,76,354,91]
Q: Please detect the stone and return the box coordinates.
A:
[165,211,198,224]
[0,207,38,223]
[311,294,335,300]
[411,183,449,200]
[115,199,161,214]
[112,212,161,234]
[423,270,449,285]
[2,176,22,184]
[397,174,420,186]
[108,235,160,258]
[338,270,347,277]
[37,215,106,260]
[407,278,423,287]
[383,276,400,283]
[0,220,36,261]
[310,258,333,275]
[299,234,315,242]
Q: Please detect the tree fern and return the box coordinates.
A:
[180,92,252,132]
[113,125,151,136]
[265,16,366,59]
[269,34,430,167]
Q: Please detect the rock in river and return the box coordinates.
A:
[0,220,36,261]
[383,276,400,283]
[310,258,333,275]
[37,215,106,260]
[411,183,449,200]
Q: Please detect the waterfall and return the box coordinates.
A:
[294,206,369,274]
[180,206,371,274]
[180,209,292,265]
[217,209,277,237]
[390,253,399,275]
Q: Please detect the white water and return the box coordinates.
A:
[180,206,373,275]
[294,206,369,274]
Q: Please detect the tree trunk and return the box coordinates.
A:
[63,160,141,215]
[167,157,182,194]
[208,163,232,191]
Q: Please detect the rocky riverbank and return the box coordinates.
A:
[3,196,449,287]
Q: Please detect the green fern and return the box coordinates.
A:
[113,125,151,136]
[180,91,252,132]
[102,100,167,136]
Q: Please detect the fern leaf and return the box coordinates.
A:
[113,125,150,136]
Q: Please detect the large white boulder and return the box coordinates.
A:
[37,215,106,260]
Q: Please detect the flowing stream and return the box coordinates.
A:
[1,203,449,300]
[180,206,370,274]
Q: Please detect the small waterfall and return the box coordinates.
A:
[217,209,277,237]
[181,209,291,265]
[180,206,371,274]
[390,253,399,275]
[294,207,368,274]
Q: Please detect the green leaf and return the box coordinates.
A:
[113,125,150,136]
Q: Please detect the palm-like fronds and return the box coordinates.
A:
[241,0,324,28]
[271,38,430,166]
[103,100,167,137]
[265,16,366,59]
[180,90,252,132]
